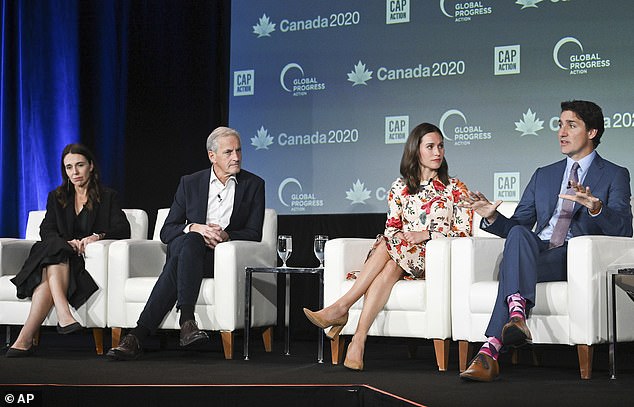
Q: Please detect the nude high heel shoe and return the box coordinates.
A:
[303,308,348,340]
[344,340,364,371]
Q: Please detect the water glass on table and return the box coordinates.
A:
[313,235,328,267]
[277,235,293,267]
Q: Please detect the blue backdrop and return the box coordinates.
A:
[0,0,128,237]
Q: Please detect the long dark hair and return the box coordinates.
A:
[399,123,449,194]
[54,143,102,209]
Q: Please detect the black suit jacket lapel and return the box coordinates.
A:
[229,172,247,228]
[197,169,211,224]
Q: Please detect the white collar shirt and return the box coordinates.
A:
[206,167,237,230]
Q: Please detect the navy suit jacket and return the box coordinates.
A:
[484,153,633,239]
[160,168,265,245]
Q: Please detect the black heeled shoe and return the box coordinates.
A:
[6,347,34,358]
[57,322,83,334]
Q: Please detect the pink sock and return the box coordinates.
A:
[478,337,502,360]
[507,292,526,320]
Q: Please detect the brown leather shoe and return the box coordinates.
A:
[179,320,209,347]
[460,353,499,382]
[106,334,142,361]
[502,317,532,348]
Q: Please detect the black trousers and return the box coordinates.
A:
[137,232,214,332]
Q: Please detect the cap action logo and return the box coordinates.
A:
[553,36,611,75]
[386,0,410,24]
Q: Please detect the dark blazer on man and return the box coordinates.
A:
[485,153,633,239]
[160,168,265,245]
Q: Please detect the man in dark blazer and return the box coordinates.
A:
[107,127,265,360]
[459,100,633,381]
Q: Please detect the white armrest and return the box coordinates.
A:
[0,240,36,277]
[214,240,277,330]
[107,239,167,326]
[83,240,117,326]
[567,235,634,344]
[323,238,374,307]
[425,238,453,337]
[451,237,505,340]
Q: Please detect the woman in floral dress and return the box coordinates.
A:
[304,123,472,370]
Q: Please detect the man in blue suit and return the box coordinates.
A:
[107,127,265,360]
[460,100,633,381]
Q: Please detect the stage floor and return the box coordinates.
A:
[2,328,634,406]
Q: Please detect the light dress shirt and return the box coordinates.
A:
[537,151,597,242]
[184,166,237,233]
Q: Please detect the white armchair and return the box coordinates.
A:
[323,236,454,371]
[107,208,278,359]
[0,209,148,354]
[451,201,634,379]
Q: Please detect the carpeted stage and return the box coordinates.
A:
[2,328,634,406]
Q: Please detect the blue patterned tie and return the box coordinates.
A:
[549,162,580,249]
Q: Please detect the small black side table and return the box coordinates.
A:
[607,267,634,379]
[244,266,324,362]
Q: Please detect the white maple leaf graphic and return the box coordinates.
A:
[347,61,373,86]
[515,109,544,136]
[516,0,543,9]
[250,126,274,150]
[253,14,276,37]
[346,179,371,204]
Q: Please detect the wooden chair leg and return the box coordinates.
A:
[577,344,593,380]
[221,331,234,360]
[92,328,104,355]
[458,340,472,373]
[331,336,345,365]
[261,326,273,352]
[511,348,519,365]
[433,339,450,371]
[111,327,122,348]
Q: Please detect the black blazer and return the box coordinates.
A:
[12,186,130,308]
[39,187,131,241]
[160,168,265,245]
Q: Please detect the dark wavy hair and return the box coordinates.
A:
[54,143,102,210]
[561,100,604,148]
[399,123,449,194]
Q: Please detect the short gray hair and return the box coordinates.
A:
[206,127,241,152]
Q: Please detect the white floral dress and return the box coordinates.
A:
[378,177,472,279]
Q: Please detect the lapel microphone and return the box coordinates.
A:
[217,193,223,202]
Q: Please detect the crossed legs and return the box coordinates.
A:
[307,239,403,368]
[11,261,77,351]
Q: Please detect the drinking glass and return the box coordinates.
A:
[313,235,328,267]
[277,235,293,267]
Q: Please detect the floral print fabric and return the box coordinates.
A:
[379,177,472,279]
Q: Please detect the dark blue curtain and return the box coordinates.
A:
[0,0,129,237]
[1,0,78,237]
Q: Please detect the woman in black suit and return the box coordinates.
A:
[6,144,130,357]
